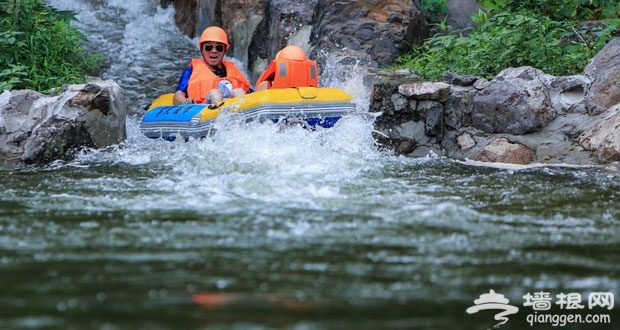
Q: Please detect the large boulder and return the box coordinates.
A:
[579,104,620,162]
[0,79,126,166]
[472,67,555,135]
[584,38,620,115]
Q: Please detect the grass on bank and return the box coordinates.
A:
[0,0,101,92]
[399,0,620,80]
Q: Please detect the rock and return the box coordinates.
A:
[170,0,197,37]
[397,139,417,155]
[472,67,555,135]
[546,75,590,115]
[445,0,484,33]
[370,82,402,116]
[457,133,476,150]
[578,105,620,162]
[444,87,474,129]
[398,82,451,102]
[474,138,536,165]
[218,0,268,59]
[417,100,444,137]
[0,79,126,166]
[584,38,620,115]
[310,0,427,67]
[442,72,479,86]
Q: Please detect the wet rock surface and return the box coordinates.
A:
[369,37,620,165]
[167,0,430,79]
[0,79,126,167]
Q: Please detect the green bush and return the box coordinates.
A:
[421,0,449,23]
[0,0,102,92]
[399,1,620,80]
[480,0,619,21]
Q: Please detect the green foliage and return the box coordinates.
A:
[0,0,101,92]
[421,0,450,23]
[398,1,620,80]
[480,0,619,21]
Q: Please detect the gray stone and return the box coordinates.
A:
[398,82,451,102]
[311,0,427,67]
[0,79,126,166]
[475,138,536,165]
[545,75,590,115]
[457,133,476,150]
[445,0,485,34]
[442,72,479,86]
[579,105,620,162]
[417,100,444,137]
[584,38,620,115]
[390,93,409,112]
[472,67,555,135]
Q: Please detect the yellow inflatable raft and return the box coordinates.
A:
[140,87,355,140]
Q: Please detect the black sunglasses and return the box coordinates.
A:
[204,44,225,52]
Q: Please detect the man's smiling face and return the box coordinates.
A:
[202,42,226,67]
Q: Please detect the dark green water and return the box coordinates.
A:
[1,1,618,329]
[2,123,619,329]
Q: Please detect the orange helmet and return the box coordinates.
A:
[275,45,307,61]
[198,26,229,50]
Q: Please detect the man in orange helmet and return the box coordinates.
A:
[173,26,251,105]
[255,45,319,91]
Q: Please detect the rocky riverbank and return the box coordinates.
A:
[370,39,620,165]
[367,38,620,165]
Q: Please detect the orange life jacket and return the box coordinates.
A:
[187,59,251,103]
[256,58,319,89]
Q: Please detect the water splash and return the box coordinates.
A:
[77,110,383,210]
[47,0,195,109]
[318,50,372,111]
[46,0,382,214]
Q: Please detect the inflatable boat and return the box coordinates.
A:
[140,87,356,140]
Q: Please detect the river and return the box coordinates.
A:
[1,1,619,329]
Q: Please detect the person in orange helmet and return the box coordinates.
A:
[255,45,319,91]
[173,26,251,105]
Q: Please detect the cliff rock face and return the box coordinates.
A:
[168,0,197,37]
[167,0,429,79]
[310,0,426,66]
[0,80,126,166]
